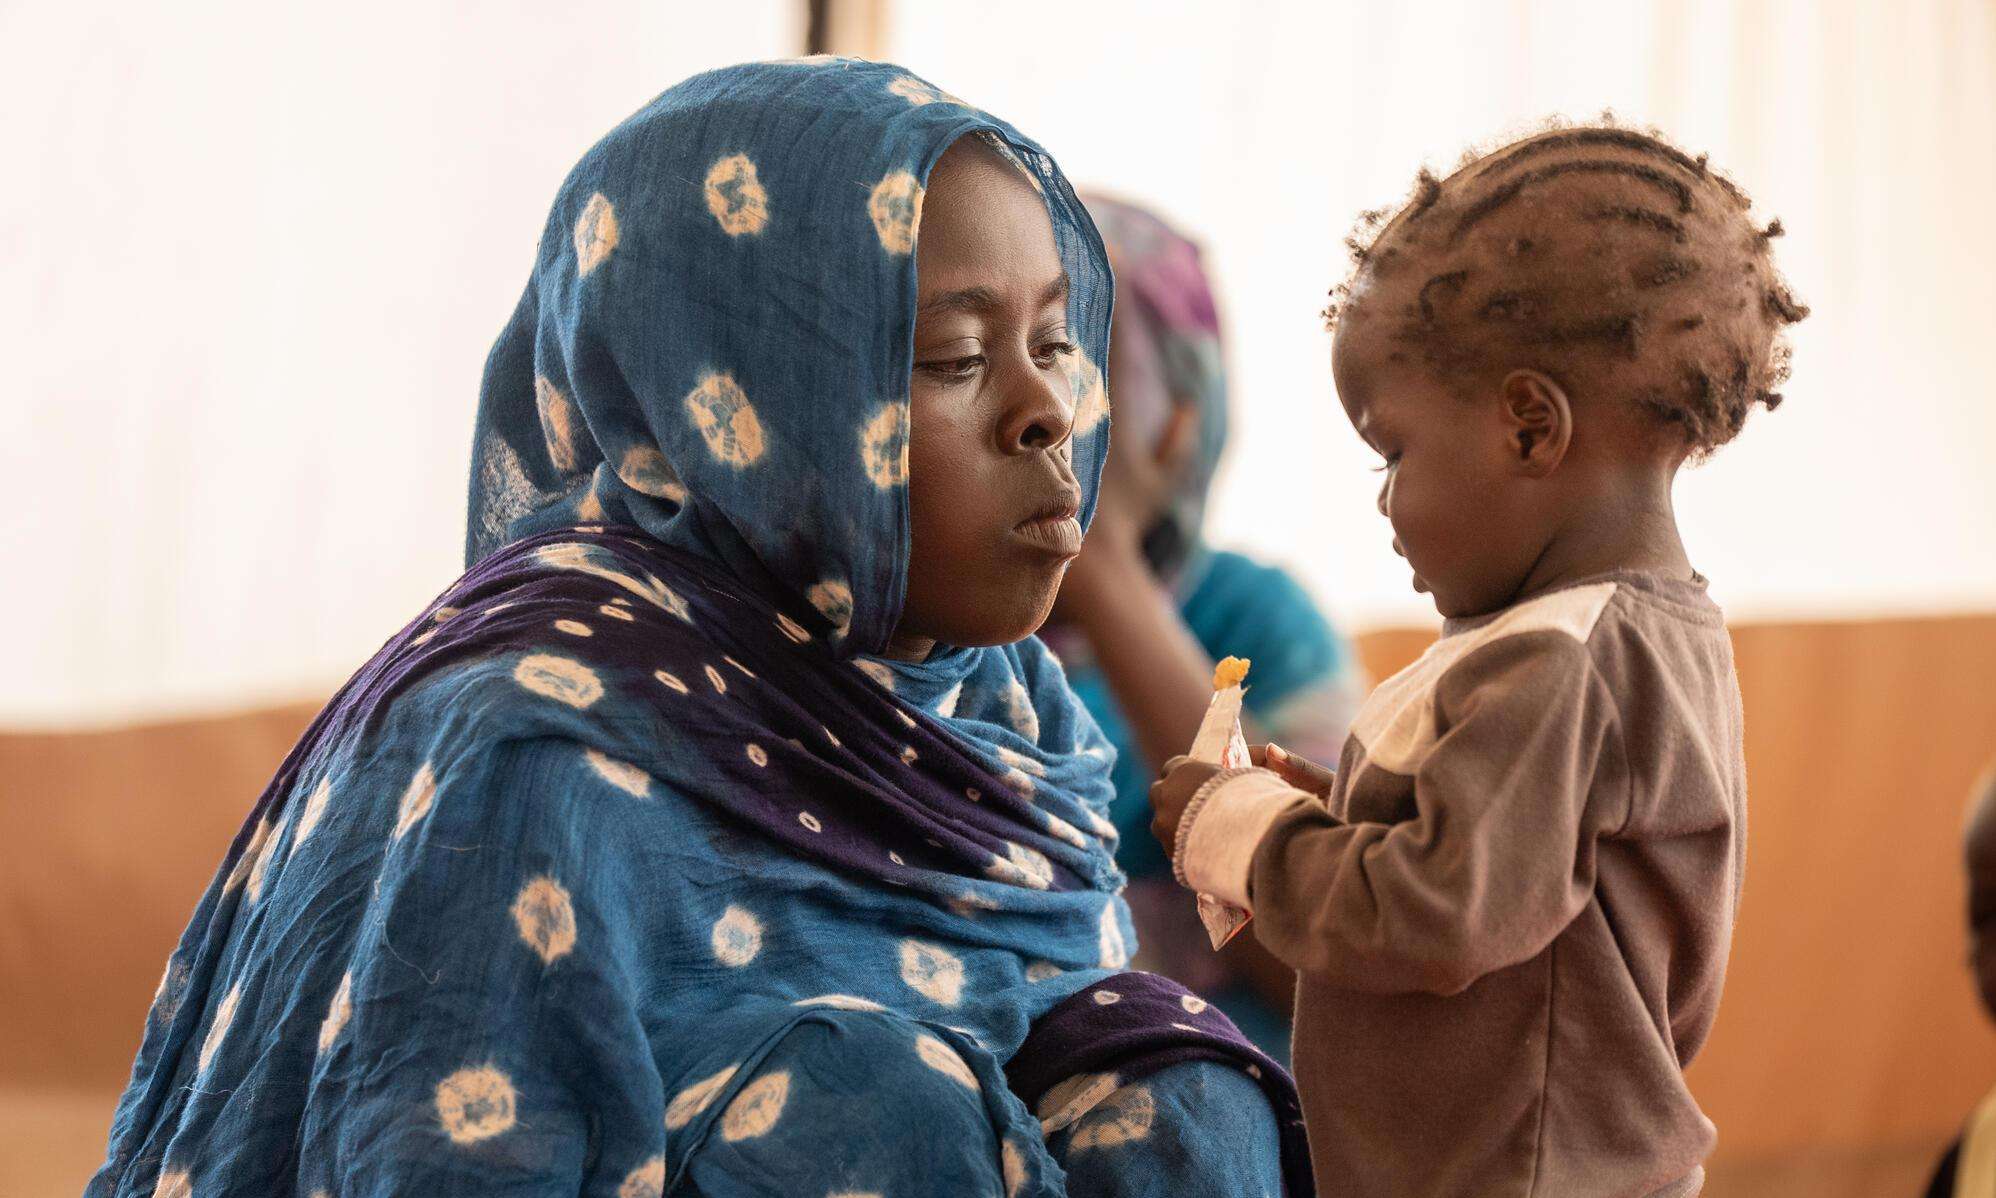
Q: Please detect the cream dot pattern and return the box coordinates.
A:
[1099,903,1129,968]
[512,876,578,964]
[1035,1070,1120,1132]
[914,1034,980,1091]
[1068,1083,1155,1150]
[1180,994,1209,1015]
[806,579,854,638]
[587,748,651,797]
[224,818,271,894]
[291,776,333,854]
[435,1065,518,1145]
[711,905,763,966]
[720,1070,791,1141]
[854,660,895,691]
[617,445,688,502]
[1003,1140,1028,1197]
[684,372,767,467]
[706,664,728,694]
[1044,813,1086,849]
[318,971,353,1056]
[600,603,635,621]
[1004,681,1040,743]
[793,993,885,1011]
[858,402,909,488]
[987,842,1053,889]
[393,762,437,840]
[798,811,823,833]
[746,743,769,767]
[574,192,619,276]
[867,171,923,255]
[534,376,581,472]
[618,1156,666,1198]
[197,982,240,1075]
[153,1170,194,1198]
[514,653,604,708]
[704,154,770,236]
[898,939,965,1005]
[247,815,285,901]
[1067,351,1109,436]
[997,746,1046,777]
[655,669,689,694]
[555,618,593,637]
[665,1063,739,1129]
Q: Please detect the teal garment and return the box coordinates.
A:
[1068,549,1358,883]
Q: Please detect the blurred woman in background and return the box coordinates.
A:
[1049,194,1366,1057]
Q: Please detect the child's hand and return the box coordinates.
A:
[1149,756,1223,859]
[1253,742,1337,799]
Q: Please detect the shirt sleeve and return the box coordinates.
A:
[305,737,666,1196]
[1186,630,1629,995]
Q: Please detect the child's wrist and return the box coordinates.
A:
[1171,766,1264,887]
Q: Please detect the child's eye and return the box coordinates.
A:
[1371,455,1400,473]
[918,355,985,381]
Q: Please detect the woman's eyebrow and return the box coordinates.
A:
[918,274,1071,318]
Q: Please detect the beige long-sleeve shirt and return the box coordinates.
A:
[1180,572,1745,1197]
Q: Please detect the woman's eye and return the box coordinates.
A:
[917,355,984,381]
[1032,340,1077,366]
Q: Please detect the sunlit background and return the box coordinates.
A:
[4,2,1994,1194]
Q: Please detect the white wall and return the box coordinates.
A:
[888,0,1996,633]
[0,1,798,725]
[7,0,1995,726]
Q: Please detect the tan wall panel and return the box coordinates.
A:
[0,702,319,1084]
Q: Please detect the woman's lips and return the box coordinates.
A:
[1014,513,1084,557]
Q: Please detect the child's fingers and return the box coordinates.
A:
[1269,748,1337,796]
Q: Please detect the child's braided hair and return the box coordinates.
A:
[1326,121,1809,457]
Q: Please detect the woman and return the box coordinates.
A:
[89,62,1309,1196]
[1049,195,1366,1056]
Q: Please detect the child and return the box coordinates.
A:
[1150,125,1809,1196]
[1927,761,1996,1196]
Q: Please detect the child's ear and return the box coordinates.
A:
[1499,369,1572,477]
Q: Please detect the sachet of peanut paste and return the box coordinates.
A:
[1183,656,1254,948]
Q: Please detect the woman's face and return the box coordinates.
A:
[886,139,1083,659]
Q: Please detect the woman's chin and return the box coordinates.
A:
[940,584,1063,648]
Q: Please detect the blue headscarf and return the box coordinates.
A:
[92,61,1310,1198]
[466,59,1111,659]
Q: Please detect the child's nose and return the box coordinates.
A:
[1376,476,1391,517]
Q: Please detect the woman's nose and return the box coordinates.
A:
[1000,361,1074,455]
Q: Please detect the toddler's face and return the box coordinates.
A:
[1331,292,1546,620]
